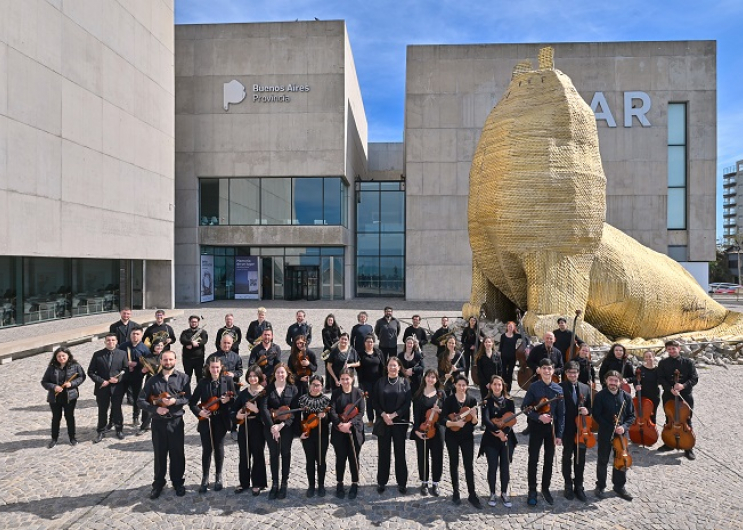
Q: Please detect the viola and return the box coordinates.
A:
[301,406,330,437]
[661,369,695,450]
[515,309,534,391]
[418,391,443,439]
[612,414,633,471]
[447,406,479,431]
[574,393,596,449]
[148,391,184,407]
[294,350,312,378]
[270,405,305,424]
[339,391,368,423]
[235,389,265,425]
[629,367,658,446]
[197,391,235,421]
[255,354,269,368]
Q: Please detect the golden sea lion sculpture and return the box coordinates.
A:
[463,47,743,344]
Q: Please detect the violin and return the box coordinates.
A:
[418,391,443,439]
[301,406,330,437]
[294,350,312,378]
[339,392,368,423]
[612,414,633,471]
[235,389,265,425]
[270,405,305,424]
[629,367,658,446]
[197,391,235,421]
[255,354,269,368]
[574,393,596,449]
[447,400,485,432]
[515,309,534,391]
[148,391,184,407]
[661,369,695,450]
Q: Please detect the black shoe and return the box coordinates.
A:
[116,430,125,440]
[306,485,315,498]
[563,488,574,500]
[47,439,57,449]
[452,492,461,505]
[468,494,482,509]
[541,488,554,505]
[420,484,429,496]
[685,449,696,460]
[149,487,163,500]
[70,438,78,446]
[214,474,223,492]
[398,485,407,495]
[336,483,346,499]
[252,488,261,497]
[104,423,113,433]
[377,485,386,494]
[199,477,209,494]
[235,486,247,495]
[268,485,278,500]
[318,485,326,497]
[656,444,673,452]
[430,484,440,497]
[94,432,105,444]
[175,485,186,497]
[575,489,587,502]
[527,491,537,506]
[132,414,139,425]
[594,487,605,499]
[349,484,358,500]
[614,488,633,501]
[278,483,287,499]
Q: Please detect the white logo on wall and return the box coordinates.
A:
[223,80,246,111]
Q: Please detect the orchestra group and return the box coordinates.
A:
[41,307,699,507]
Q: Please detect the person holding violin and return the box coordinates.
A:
[440,374,481,508]
[329,369,366,499]
[636,350,661,426]
[358,334,385,428]
[526,332,564,380]
[138,338,165,434]
[207,334,243,441]
[137,350,192,499]
[232,365,267,496]
[593,370,635,501]
[189,356,236,493]
[411,369,444,497]
[480,375,517,508]
[327,333,360,388]
[249,328,282,383]
[288,334,317,395]
[499,321,521,392]
[399,336,424,397]
[656,339,698,460]
[372,356,412,494]
[41,346,86,448]
[260,362,300,499]
[598,343,635,387]
[560,361,592,502]
[475,337,503,404]
[575,343,596,388]
[521,358,565,506]
[438,335,465,396]
[298,375,331,498]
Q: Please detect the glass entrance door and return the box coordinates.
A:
[286,266,320,301]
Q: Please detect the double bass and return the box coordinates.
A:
[661,369,695,450]
[515,309,534,390]
[564,309,582,365]
[629,367,658,446]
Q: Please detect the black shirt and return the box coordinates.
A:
[499,332,521,362]
[137,371,192,420]
[215,326,242,353]
[440,392,478,439]
[358,347,385,383]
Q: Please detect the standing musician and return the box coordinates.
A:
[288,334,317,395]
[480,375,517,508]
[326,333,360,388]
[246,307,272,346]
[399,336,424,397]
[593,370,635,501]
[372,356,412,494]
[498,321,521,392]
[286,310,312,347]
[350,311,374,357]
[441,374,482,508]
[575,343,597,387]
[358,334,385,428]
[322,313,342,354]
[214,313,242,353]
[260,363,300,500]
[329,370,366,499]
[374,306,402,363]
[232,365,267,496]
[460,316,481,381]
[526,332,564,380]
[521,358,565,506]
[560,361,592,502]
[41,347,86,448]
[88,333,128,442]
[437,336,465,396]
[411,369,444,497]
[475,337,503,404]
[109,307,138,347]
[189,356,236,493]
[657,339,698,460]
[636,350,661,425]
[143,309,176,351]
[249,328,282,382]
[136,350,192,499]
[138,339,165,434]
[180,315,207,385]
[553,317,583,360]
[403,314,429,350]
[298,375,331,498]
[120,325,149,427]
[431,316,452,357]
[206,334,243,387]
[598,344,635,387]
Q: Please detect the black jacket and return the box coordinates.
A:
[522,379,566,439]
[374,317,401,349]
[143,323,176,351]
[215,326,242,353]
[350,323,374,354]
[87,347,128,395]
[189,375,236,431]
[481,396,518,453]
[372,376,411,437]
[592,387,635,442]
[527,344,564,376]
[657,354,698,401]
[41,362,86,403]
[206,350,243,383]
[110,319,138,346]
[358,347,385,383]
[560,380,592,439]
[180,326,208,359]
[403,326,428,347]
[249,342,282,380]
[329,387,366,447]
[598,356,635,386]
[246,319,272,345]
[260,384,300,430]
[286,322,312,347]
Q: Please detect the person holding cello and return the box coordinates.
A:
[593,370,635,501]
[521,358,565,506]
[636,350,661,426]
[288,335,317,395]
[560,361,592,502]
[329,369,366,499]
[298,375,331,498]
[480,375,517,508]
[232,365,267,496]
[411,369,444,496]
[656,339,698,460]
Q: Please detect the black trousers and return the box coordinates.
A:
[662,392,694,428]
[561,435,587,490]
[50,397,77,440]
[302,430,330,486]
[527,421,555,491]
[151,416,185,489]
[484,443,510,494]
[264,425,294,484]
[414,433,443,483]
[198,417,228,476]
[359,380,377,422]
[334,432,362,484]
[502,356,516,392]
[596,436,626,491]
[182,355,204,385]
[96,384,124,432]
[380,347,397,364]
[445,434,476,496]
[377,425,408,487]
[462,349,473,378]
[237,419,267,489]
[124,375,143,419]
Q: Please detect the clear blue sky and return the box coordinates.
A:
[175,0,743,240]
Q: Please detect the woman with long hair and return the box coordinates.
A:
[288,334,317,395]
[575,343,597,387]
[480,375,517,508]
[41,347,86,447]
[329,369,366,499]
[399,336,424,397]
[410,369,444,496]
[438,336,465,396]
[357,334,385,428]
[298,375,331,497]
[460,316,480,381]
[232,365,267,495]
[598,343,634,385]
[326,333,360,388]
[475,336,503,401]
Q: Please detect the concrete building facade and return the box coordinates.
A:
[722,160,743,247]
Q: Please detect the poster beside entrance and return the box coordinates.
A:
[235,256,260,300]
[200,255,214,303]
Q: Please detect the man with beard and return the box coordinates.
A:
[180,315,207,385]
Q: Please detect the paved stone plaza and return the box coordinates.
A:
[1,303,742,529]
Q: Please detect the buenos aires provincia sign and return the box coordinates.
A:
[223,80,310,110]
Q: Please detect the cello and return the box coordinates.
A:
[661,369,695,450]
[629,367,658,446]
[515,309,534,391]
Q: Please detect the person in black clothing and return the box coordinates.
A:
[288,334,317,395]
[460,316,481,380]
[41,347,86,448]
[249,328,282,382]
[575,343,597,387]
[593,370,635,501]
[330,370,366,499]
[232,365,267,496]
[441,374,481,508]
[372,356,411,494]
[120,325,149,426]
[553,317,583,360]
[110,307,138,346]
[246,307,272,346]
[526,332,564,379]
[180,315,207,385]
[480,375,517,508]
[475,337,503,402]
[374,306,401,363]
[286,310,312,347]
[399,336,424,397]
[350,311,374,357]
[598,343,635,386]
[138,339,165,434]
[298,375,332,498]
[499,321,521,392]
[438,336,465,396]
[214,313,242,353]
[261,363,300,500]
[137,350,192,499]
[189,356,236,493]
[403,314,429,351]
[636,350,661,425]
[521,358,565,506]
[143,309,176,351]
[560,361,592,502]
[411,369,444,496]
[431,316,452,357]
[656,340,699,459]
[88,333,129,442]
[326,333,360,389]
[206,334,243,386]
[358,334,385,427]
[322,313,342,353]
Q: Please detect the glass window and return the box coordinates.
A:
[261,178,292,224]
[0,257,18,327]
[668,104,686,145]
[293,178,324,225]
[321,256,332,300]
[200,179,219,225]
[380,257,405,296]
[380,192,405,232]
[667,103,687,230]
[323,178,342,226]
[229,178,260,225]
[380,233,405,256]
[273,258,284,299]
[321,247,344,256]
[668,146,686,187]
[23,258,72,322]
[357,191,380,232]
[667,188,686,229]
[72,259,119,316]
[668,245,688,262]
[380,182,402,191]
[332,256,344,299]
[356,257,379,296]
[340,180,348,227]
[357,233,380,256]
